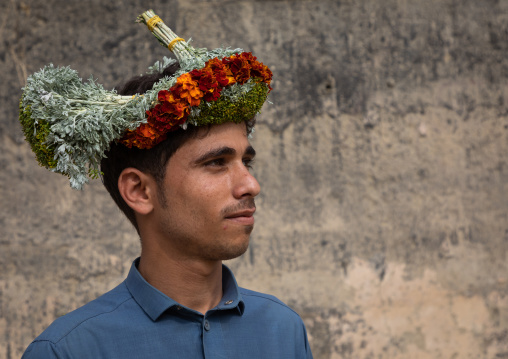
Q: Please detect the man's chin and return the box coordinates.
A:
[243,225,254,235]
[223,243,250,261]
[212,235,251,261]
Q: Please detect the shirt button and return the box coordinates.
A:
[204,320,210,331]
[225,300,233,305]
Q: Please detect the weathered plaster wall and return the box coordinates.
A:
[1,0,508,358]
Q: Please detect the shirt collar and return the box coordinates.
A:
[217,264,245,315]
[125,258,244,321]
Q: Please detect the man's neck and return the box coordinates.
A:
[137,247,223,315]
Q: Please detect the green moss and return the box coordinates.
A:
[19,96,58,170]
[197,82,269,126]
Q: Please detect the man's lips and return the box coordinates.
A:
[224,209,256,225]
[221,198,256,226]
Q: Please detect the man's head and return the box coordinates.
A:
[137,121,260,261]
[100,64,258,248]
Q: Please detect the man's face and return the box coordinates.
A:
[152,121,260,262]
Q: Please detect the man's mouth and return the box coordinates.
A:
[224,208,256,225]
[222,196,256,226]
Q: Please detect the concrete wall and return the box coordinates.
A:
[1,0,507,358]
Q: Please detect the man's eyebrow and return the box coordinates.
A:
[194,145,256,164]
[245,146,256,158]
[194,146,236,164]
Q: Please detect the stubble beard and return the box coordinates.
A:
[215,197,256,260]
[167,226,252,262]
[197,222,253,261]
[159,208,255,262]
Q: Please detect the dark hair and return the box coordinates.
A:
[101,63,200,233]
[101,63,256,233]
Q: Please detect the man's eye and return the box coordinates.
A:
[205,158,225,167]
[243,158,255,169]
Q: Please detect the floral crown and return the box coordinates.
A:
[19,10,272,189]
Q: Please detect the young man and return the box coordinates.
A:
[20,11,313,359]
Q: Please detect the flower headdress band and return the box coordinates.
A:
[19,10,272,189]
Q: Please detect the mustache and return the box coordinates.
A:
[221,198,256,217]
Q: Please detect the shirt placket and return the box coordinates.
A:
[201,313,227,358]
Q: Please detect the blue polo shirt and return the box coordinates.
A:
[22,259,313,358]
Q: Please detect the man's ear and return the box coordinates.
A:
[118,168,156,215]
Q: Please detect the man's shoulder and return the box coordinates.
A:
[237,287,312,357]
[239,287,288,305]
[239,287,303,320]
[33,281,132,344]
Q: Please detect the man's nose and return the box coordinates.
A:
[232,164,261,199]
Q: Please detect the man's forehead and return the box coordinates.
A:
[178,122,252,158]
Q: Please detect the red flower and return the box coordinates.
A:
[148,100,189,132]
[190,68,221,102]
[143,89,189,138]
[157,90,173,102]
[205,58,236,87]
[249,61,273,91]
[223,54,251,84]
[240,52,257,63]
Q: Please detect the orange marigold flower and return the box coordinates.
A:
[175,73,203,106]
[120,124,166,149]
[138,123,159,140]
